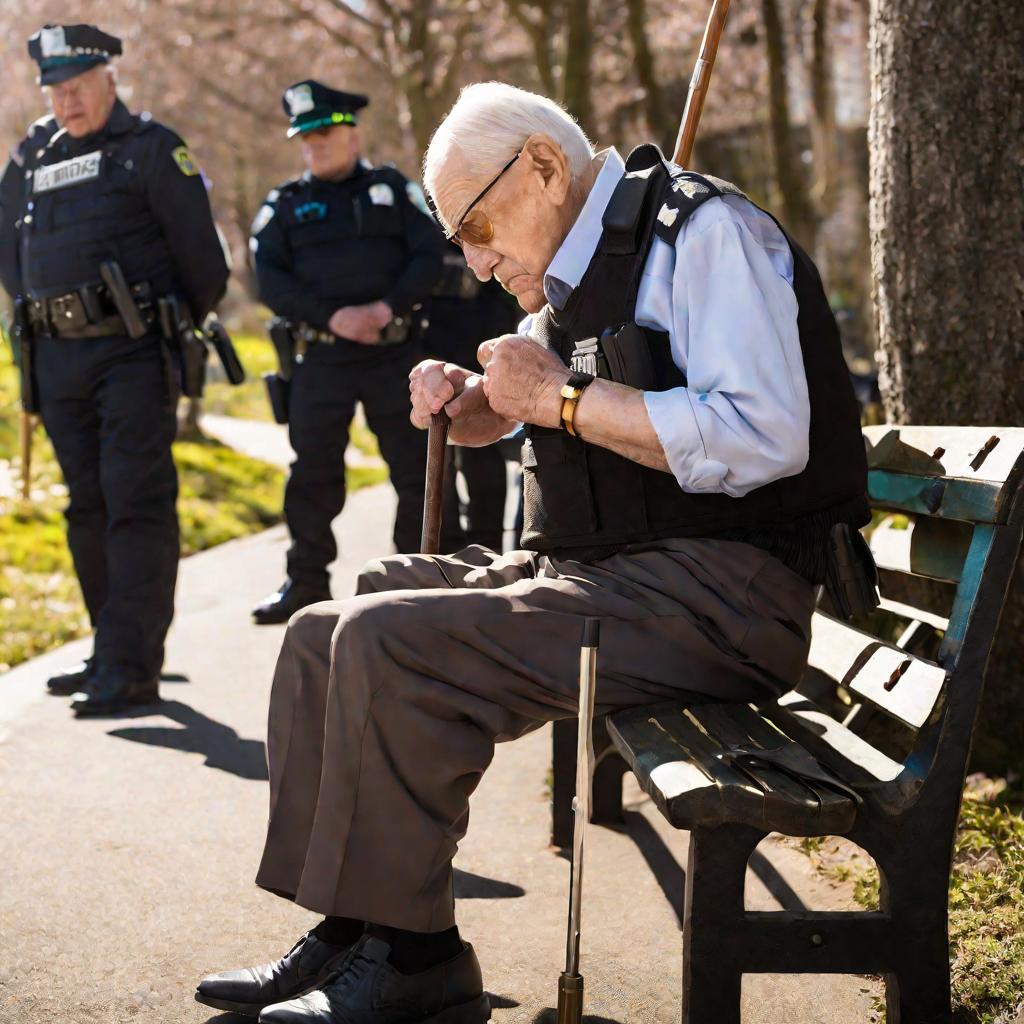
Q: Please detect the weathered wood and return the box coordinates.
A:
[869,515,972,583]
[609,703,858,835]
[806,612,946,730]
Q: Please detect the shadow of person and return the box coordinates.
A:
[454,868,526,899]
[106,700,268,781]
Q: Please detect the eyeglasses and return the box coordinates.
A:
[440,151,520,247]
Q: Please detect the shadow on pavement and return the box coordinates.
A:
[455,868,526,900]
[748,847,807,911]
[532,1010,626,1023]
[106,699,268,781]
[619,810,685,927]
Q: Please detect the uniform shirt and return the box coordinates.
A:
[250,160,444,334]
[0,114,58,301]
[521,148,811,498]
[2,101,228,321]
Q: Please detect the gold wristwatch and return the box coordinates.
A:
[560,372,595,437]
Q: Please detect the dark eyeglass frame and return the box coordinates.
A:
[439,151,521,245]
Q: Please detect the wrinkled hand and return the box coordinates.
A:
[329,301,393,345]
[409,359,511,446]
[478,334,568,428]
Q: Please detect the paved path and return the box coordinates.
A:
[0,484,879,1024]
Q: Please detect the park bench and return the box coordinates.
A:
[550,424,1024,1023]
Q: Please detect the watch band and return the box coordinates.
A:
[559,372,594,437]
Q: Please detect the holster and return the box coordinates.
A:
[262,371,290,424]
[158,295,207,398]
[570,321,657,391]
[267,317,296,380]
[824,522,880,621]
[13,298,39,413]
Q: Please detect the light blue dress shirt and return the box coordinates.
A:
[520,148,811,498]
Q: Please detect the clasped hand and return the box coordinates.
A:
[329,300,393,344]
[409,334,568,445]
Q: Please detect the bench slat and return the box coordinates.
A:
[767,691,904,785]
[608,702,858,836]
[807,612,946,730]
[868,516,972,583]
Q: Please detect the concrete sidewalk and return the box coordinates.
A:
[0,483,879,1024]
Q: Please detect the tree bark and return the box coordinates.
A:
[868,0,1024,771]
[761,0,818,248]
[625,0,673,151]
[562,0,593,135]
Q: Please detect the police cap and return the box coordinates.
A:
[282,80,368,139]
[28,24,122,86]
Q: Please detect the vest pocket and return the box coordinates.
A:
[521,433,597,541]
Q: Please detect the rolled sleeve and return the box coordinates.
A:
[645,204,810,497]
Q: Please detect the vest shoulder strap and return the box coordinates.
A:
[600,143,667,255]
[652,169,749,246]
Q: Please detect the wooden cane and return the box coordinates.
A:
[420,411,450,554]
[672,0,732,168]
[19,411,32,501]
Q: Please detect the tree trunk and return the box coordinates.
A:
[625,0,673,151]
[761,0,818,248]
[562,0,593,136]
[869,0,1024,771]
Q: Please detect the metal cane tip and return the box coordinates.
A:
[582,618,600,648]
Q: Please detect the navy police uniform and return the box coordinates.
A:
[250,81,445,623]
[422,253,520,551]
[0,25,230,714]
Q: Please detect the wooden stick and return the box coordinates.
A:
[420,411,450,554]
[672,0,732,167]
[19,411,32,501]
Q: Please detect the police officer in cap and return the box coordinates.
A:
[0,25,230,714]
[250,81,446,625]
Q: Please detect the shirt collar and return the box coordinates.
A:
[544,147,625,309]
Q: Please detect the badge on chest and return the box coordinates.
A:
[32,151,102,193]
[293,200,328,223]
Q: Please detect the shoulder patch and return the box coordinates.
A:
[652,170,725,246]
[251,203,275,236]
[368,182,395,207]
[172,145,199,176]
[404,181,431,216]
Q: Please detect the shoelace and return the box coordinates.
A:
[322,950,377,1008]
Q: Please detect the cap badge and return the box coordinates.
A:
[286,84,315,117]
[40,26,70,58]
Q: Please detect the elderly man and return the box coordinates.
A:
[196,83,868,1023]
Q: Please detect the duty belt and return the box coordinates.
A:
[29,281,156,339]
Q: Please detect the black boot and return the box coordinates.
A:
[253,579,332,626]
[258,935,489,1024]
[70,675,160,717]
[196,930,358,1017]
[47,657,96,696]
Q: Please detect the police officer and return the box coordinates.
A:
[0,24,230,714]
[250,81,446,625]
[423,253,520,551]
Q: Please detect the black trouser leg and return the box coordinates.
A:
[93,342,179,681]
[285,352,357,591]
[455,443,507,552]
[359,356,431,555]
[37,342,108,626]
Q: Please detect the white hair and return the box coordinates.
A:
[423,82,594,201]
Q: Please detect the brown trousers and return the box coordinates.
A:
[255,540,815,932]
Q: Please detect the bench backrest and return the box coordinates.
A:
[798,426,1024,810]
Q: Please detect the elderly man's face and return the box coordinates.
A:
[46,64,116,138]
[433,134,579,314]
[299,124,361,181]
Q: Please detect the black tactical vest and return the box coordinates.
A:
[521,145,869,581]
[19,102,178,301]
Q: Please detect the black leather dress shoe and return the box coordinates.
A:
[70,676,160,717]
[47,658,96,696]
[196,931,357,1017]
[258,936,490,1024]
[252,580,331,626]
